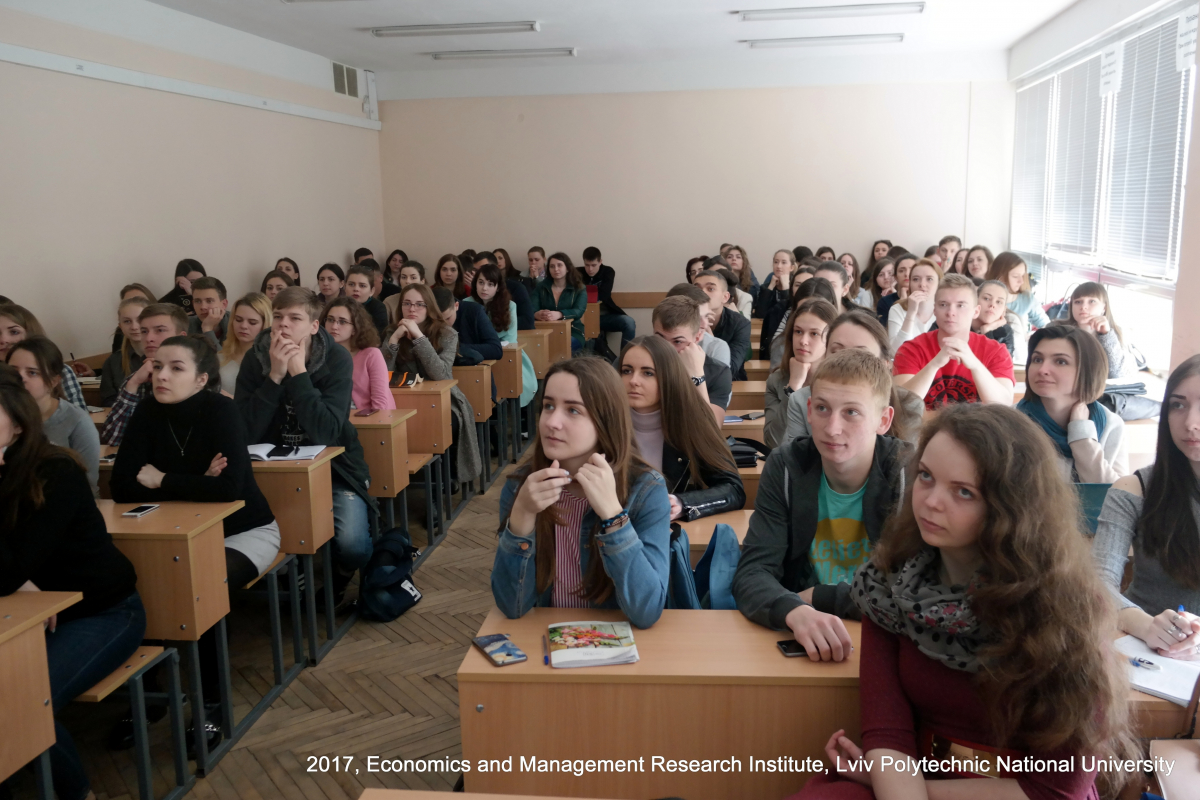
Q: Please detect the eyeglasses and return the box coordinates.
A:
[401,301,427,310]
[325,318,353,327]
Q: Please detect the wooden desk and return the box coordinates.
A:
[495,342,525,400]
[460,608,860,800]
[729,381,767,411]
[453,363,493,423]
[251,446,343,555]
[534,319,572,365]
[584,302,600,340]
[1131,688,1194,740]
[99,500,240,640]
[391,379,456,454]
[721,414,765,441]
[80,381,103,408]
[1150,739,1200,799]
[0,591,82,783]
[362,793,614,800]
[739,459,764,507]
[350,409,414,498]
[517,329,552,379]
[744,360,771,381]
[681,509,753,567]
[91,408,108,434]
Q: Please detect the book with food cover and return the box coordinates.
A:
[547,621,639,668]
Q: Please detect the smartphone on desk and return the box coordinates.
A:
[122,504,159,518]
[473,633,528,666]
[777,640,808,658]
[354,408,377,417]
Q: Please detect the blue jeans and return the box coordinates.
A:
[46,592,147,800]
[331,476,372,574]
[599,313,636,348]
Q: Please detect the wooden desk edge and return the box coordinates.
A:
[349,409,417,428]
[0,591,83,645]
[249,446,345,471]
[102,499,245,540]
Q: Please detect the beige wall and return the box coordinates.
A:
[379,81,1014,297]
[0,7,384,357]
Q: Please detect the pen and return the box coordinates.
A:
[541,635,549,665]
[1179,605,1187,614]
[1129,656,1161,670]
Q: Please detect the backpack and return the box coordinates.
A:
[665,522,741,610]
[727,436,771,469]
[357,529,423,622]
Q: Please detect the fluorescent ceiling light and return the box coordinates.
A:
[739,3,925,21]
[744,33,904,47]
[372,21,540,37]
[430,47,576,60]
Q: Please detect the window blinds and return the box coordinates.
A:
[1048,56,1105,255]
[1010,79,1054,255]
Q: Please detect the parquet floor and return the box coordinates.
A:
[14,471,511,800]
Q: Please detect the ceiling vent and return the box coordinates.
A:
[332,62,358,97]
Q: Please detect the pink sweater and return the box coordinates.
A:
[352,347,395,411]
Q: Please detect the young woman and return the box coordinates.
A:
[382,249,408,290]
[963,244,993,284]
[106,283,156,354]
[867,239,892,276]
[764,298,838,449]
[316,263,346,305]
[492,357,672,628]
[7,338,101,496]
[159,258,206,315]
[839,253,871,308]
[754,249,799,360]
[1094,355,1200,661]
[808,403,1140,800]
[867,256,896,319]
[322,297,394,412]
[259,269,294,301]
[988,251,1048,333]
[1017,325,1127,483]
[383,284,481,483]
[534,252,588,351]
[620,335,745,521]
[468,264,537,408]
[876,253,915,324]
[947,246,969,276]
[494,248,521,282]
[768,276,838,369]
[725,245,758,302]
[99,295,149,406]
[217,293,271,396]
[887,258,942,351]
[431,253,467,301]
[275,257,300,286]
[785,311,924,445]
[0,304,86,410]
[1066,282,1160,420]
[814,246,836,262]
[0,367,144,800]
[686,256,707,283]
[971,280,1015,356]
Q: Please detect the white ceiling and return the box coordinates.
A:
[145,0,1079,98]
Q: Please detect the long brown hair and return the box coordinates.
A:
[387,284,448,365]
[6,337,66,400]
[434,254,467,299]
[898,259,944,312]
[546,252,584,290]
[0,304,45,338]
[503,357,648,605]
[320,296,380,351]
[868,257,895,307]
[619,336,735,485]
[775,298,838,383]
[473,263,512,332]
[494,248,521,281]
[1067,282,1125,346]
[872,404,1139,779]
[986,251,1030,295]
[727,245,753,293]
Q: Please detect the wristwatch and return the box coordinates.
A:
[691,375,706,387]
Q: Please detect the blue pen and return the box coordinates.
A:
[1129,656,1161,670]
[1179,605,1187,614]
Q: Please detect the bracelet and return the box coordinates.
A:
[599,509,629,529]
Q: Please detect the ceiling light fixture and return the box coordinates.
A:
[738,3,925,22]
[430,47,576,60]
[372,21,540,37]
[744,33,904,47]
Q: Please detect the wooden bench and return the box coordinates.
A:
[744,359,771,381]
[729,380,767,411]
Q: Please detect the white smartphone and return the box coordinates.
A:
[122,504,160,518]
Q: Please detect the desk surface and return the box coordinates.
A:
[0,591,82,646]
[98,500,244,540]
[682,509,753,548]
[459,607,859,686]
[348,408,416,429]
[248,445,344,473]
[392,378,457,394]
[731,381,767,395]
[721,414,765,437]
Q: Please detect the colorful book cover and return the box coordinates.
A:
[547,621,638,668]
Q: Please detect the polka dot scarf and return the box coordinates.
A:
[852,547,986,674]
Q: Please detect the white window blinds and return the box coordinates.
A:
[1010,79,1054,254]
[1048,56,1105,255]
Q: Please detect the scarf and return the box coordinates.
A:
[1016,396,1107,463]
[852,548,986,673]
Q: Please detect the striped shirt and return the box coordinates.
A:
[551,491,592,609]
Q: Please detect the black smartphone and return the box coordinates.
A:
[267,444,297,458]
[777,640,808,658]
[122,504,160,518]
[354,408,377,417]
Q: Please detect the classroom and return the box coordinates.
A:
[3,1,1200,800]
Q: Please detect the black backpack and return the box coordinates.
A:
[358,529,422,622]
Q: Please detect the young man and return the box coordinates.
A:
[893,273,1014,409]
[101,303,189,445]
[431,286,503,362]
[345,262,389,337]
[693,269,750,380]
[578,245,636,359]
[526,246,547,284]
[732,349,912,662]
[472,251,534,330]
[353,247,374,264]
[651,296,731,426]
[188,276,230,347]
[666,282,730,367]
[813,261,853,313]
[235,287,375,598]
[936,235,962,268]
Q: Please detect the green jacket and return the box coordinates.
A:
[534,281,587,342]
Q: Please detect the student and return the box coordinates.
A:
[1065,282,1160,420]
[705,256,752,319]
[218,293,271,395]
[1093,354,1200,660]
[685,256,708,283]
[468,263,537,408]
[876,253,916,325]
[381,249,408,299]
[619,335,745,521]
[493,248,520,283]
[768,277,839,370]
[894,274,1015,409]
[1018,325,1127,483]
[807,403,1139,800]
[839,253,872,308]
[923,245,940,260]
[724,245,758,302]
[321,297,394,412]
[434,286,503,363]
[814,246,836,262]
[0,303,86,410]
[458,249,478,288]
[188,276,230,347]
[474,251,534,331]
[694,269,751,381]
[666,283,731,368]
[384,261,429,326]
[99,296,150,406]
[866,239,892,276]
[651,296,732,427]
[275,257,300,286]
[316,263,346,305]
[936,234,962,269]
[102,304,191,445]
[814,261,857,313]
[578,246,637,359]
[432,253,467,301]
[345,263,389,338]
[867,256,896,319]
[971,279,1015,356]
[7,338,101,496]
[159,258,206,316]
[988,250,1049,334]
[534,252,588,351]
[963,244,993,284]
[525,246,547,292]
[733,349,912,657]
[107,283,156,354]
[947,246,969,275]
[383,284,481,485]
[260,269,295,302]
[492,357,671,628]
[754,250,799,361]
[887,258,942,351]
[353,247,374,265]
[786,311,924,445]
[235,287,374,600]
[0,367,144,800]
[764,299,838,449]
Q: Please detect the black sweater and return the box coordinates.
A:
[0,454,138,624]
[110,390,275,536]
[577,264,625,316]
[159,285,195,316]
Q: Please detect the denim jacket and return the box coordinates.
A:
[491,468,672,629]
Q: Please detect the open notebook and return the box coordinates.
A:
[1115,635,1200,707]
[247,444,325,462]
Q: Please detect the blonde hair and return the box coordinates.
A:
[220,292,272,366]
[117,296,150,375]
[936,272,979,302]
[810,347,893,412]
[899,259,945,312]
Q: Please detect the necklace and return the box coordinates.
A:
[167,420,193,457]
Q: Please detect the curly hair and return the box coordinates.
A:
[320,296,380,351]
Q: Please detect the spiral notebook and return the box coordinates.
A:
[1115,635,1200,707]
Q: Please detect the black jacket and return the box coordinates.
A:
[712,307,751,381]
[577,264,624,316]
[363,296,389,339]
[159,285,195,316]
[507,279,535,331]
[661,440,745,521]
[454,301,503,361]
[753,283,791,361]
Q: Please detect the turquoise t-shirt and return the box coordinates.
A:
[809,472,870,585]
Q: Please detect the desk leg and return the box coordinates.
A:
[383,496,395,532]
[398,487,409,535]
[214,617,235,745]
[165,649,191,798]
[184,641,211,773]
[496,399,509,471]
[288,561,304,670]
[302,554,319,665]
[477,421,492,488]
[305,542,358,665]
[130,671,152,800]
[511,399,521,463]
[34,750,52,800]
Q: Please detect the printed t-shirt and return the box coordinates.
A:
[810,472,869,586]
[893,330,1014,410]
